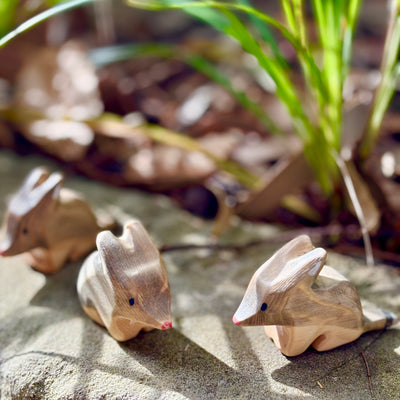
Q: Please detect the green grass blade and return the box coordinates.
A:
[292,0,307,47]
[0,0,94,47]
[128,1,314,138]
[128,0,298,41]
[281,0,296,34]
[237,0,288,66]
[359,7,400,159]
[127,0,338,189]
[0,0,68,37]
[310,0,347,150]
[89,43,175,65]
[89,43,284,134]
[128,0,326,99]
[131,0,231,32]
[342,0,362,85]
[281,0,329,127]
[184,54,284,133]
[217,7,312,139]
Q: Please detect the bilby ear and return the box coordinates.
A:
[97,230,125,271]
[19,167,50,194]
[123,220,159,261]
[253,235,315,285]
[31,171,63,203]
[10,170,63,215]
[271,247,327,291]
[96,221,161,277]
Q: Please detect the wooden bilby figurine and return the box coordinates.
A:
[233,235,398,356]
[0,166,115,274]
[77,221,172,341]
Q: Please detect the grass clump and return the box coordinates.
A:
[125,0,358,193]
[1,0,400,194]
[125,0,400,195]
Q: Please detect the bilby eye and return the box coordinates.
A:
[260,302,268,311]
[128,298,135,306]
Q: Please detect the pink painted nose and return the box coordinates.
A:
[0,241,9,256]
[232,316,240,326]
[161,321,172,330]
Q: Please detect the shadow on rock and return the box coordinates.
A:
[0,261,86,360]
[120,328,245,399]
[0,307,78,354]
[119,328,300,400]
[29,261,83,314]
[271,329,400,397]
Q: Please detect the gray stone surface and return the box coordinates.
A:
[0,150,399,399]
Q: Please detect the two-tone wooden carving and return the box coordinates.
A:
[233,235,398,356]
[0,166,114,274]
[77,221,172,341]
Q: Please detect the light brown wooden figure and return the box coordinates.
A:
[77,221,172,341]
[0,167,115,274]
[233,235,398,356]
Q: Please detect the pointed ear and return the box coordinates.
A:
[10,169,63,215]
[97,221,162,282]
[96,222,159,274]
[97,230,123,270]
[123,220,159,261]
[253,235,315,284]
[31,172,64,207]
[19,167,50,195]
[272,247,327,290]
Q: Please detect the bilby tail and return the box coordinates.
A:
[362,308,399,333]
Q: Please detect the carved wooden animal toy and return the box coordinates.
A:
[0,166,115,274]
[233,235,398,356]
[77,221,172,341]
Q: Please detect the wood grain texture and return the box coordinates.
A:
[233,235,398,356]
[77,220,172,341]
[0,167,115,273]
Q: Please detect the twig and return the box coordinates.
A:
[334,243,400,265]
[315,331,385,397]
[357,343,374,399]
[160,223,400,265]
[159,224,345,253]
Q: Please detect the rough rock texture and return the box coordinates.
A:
[0,150,399,399]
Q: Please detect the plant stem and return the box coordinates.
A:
[358,1,400,160]
[0,0,94,47]
[336,154,374,266]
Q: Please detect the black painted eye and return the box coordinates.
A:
[22,228,28,235]
[260,302,268,311]
[128,298,134,306]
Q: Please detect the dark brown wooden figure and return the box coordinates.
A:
[0,167,115,274]
[77,220,172,341]
[233,235,398,356]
